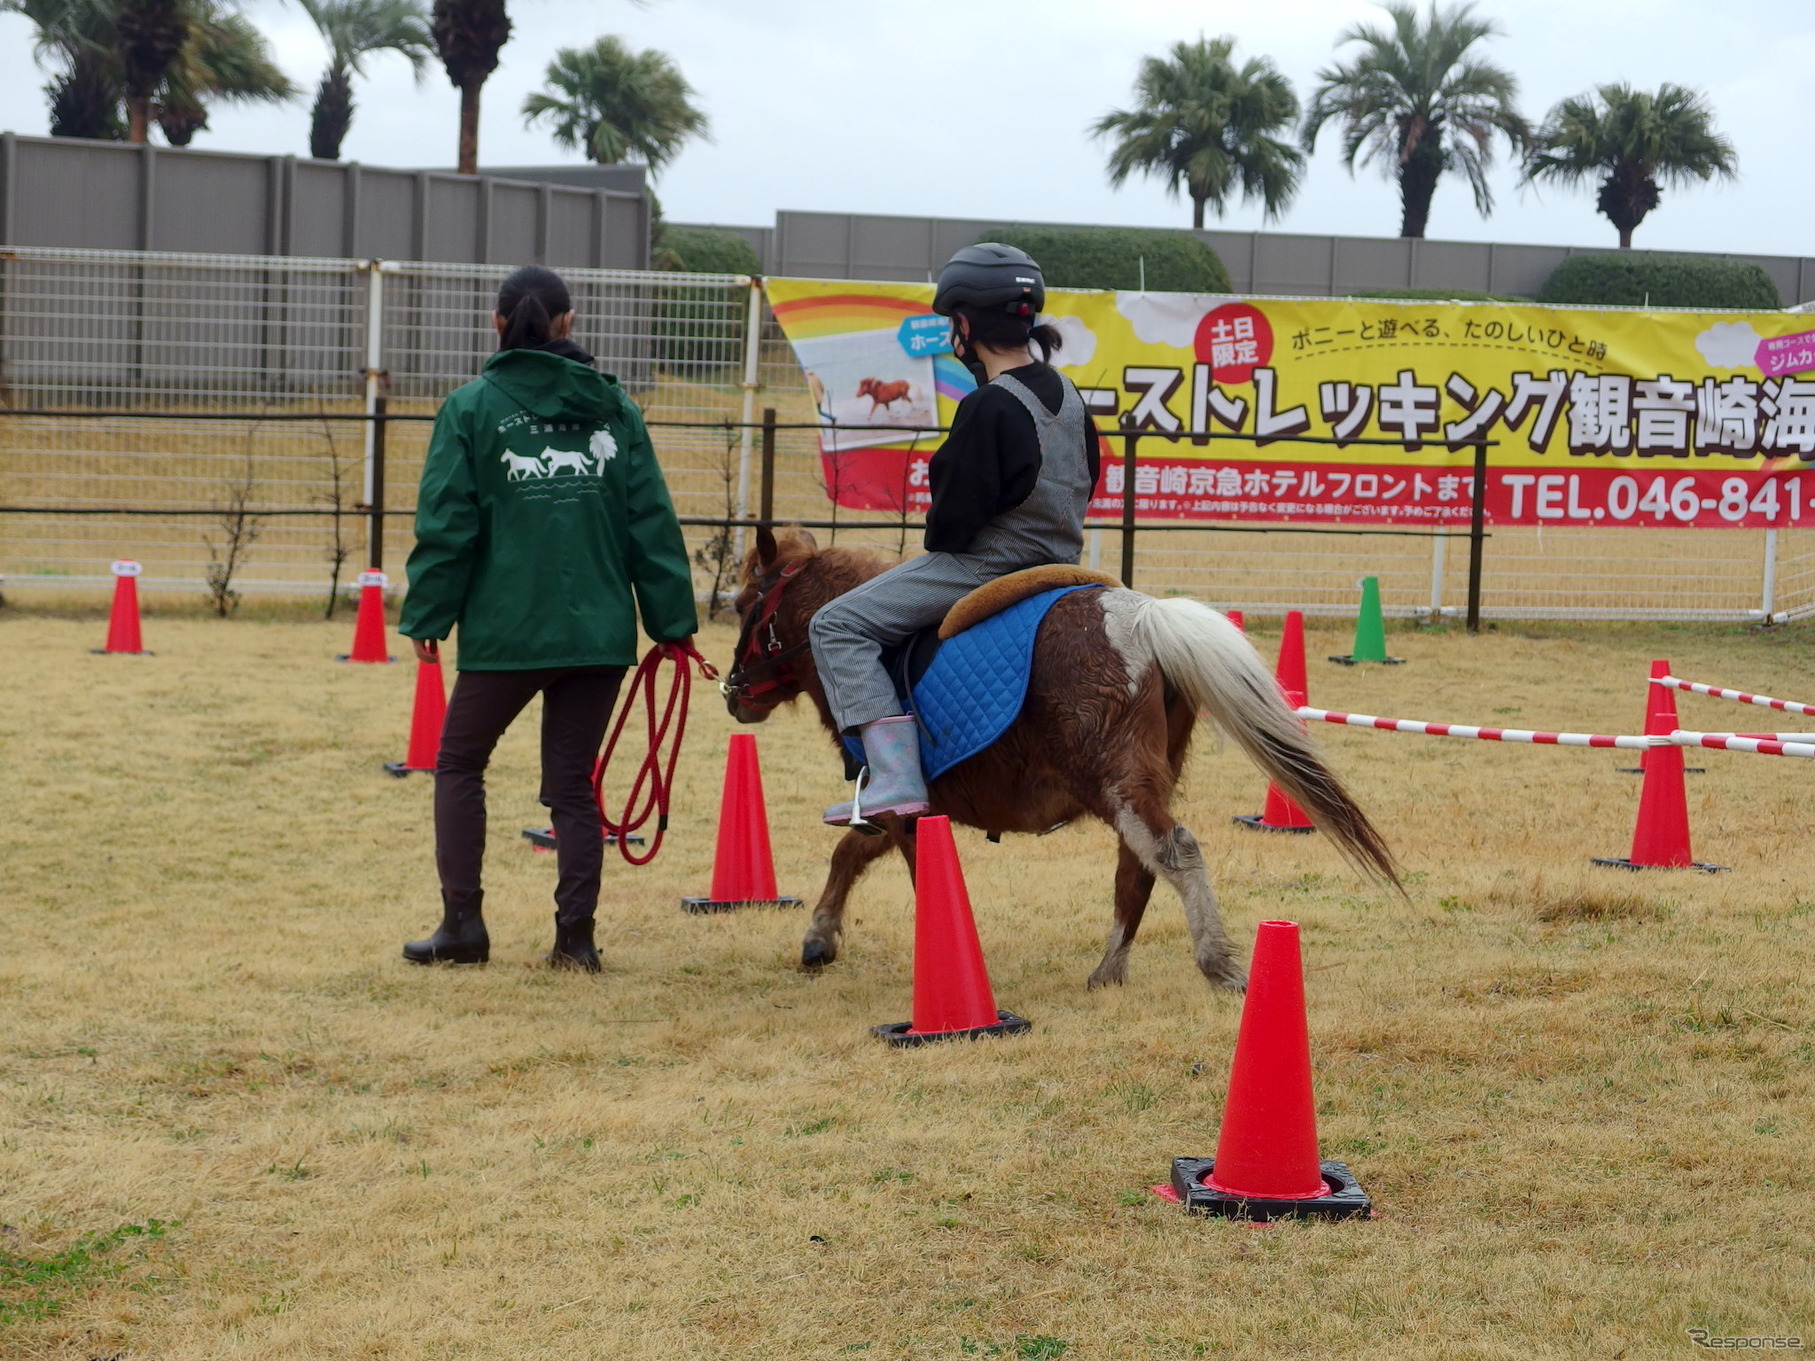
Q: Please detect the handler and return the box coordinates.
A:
[398,265,698,971]
[809,244,1100,825]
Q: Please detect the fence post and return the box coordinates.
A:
[1120,430,1138,588]
[759,406,777,526]
[369,395,387,571]
[359,259,387,569]
[1761,527,1778,622]
[1465,440,1489,634]
[1428,532,1446,619]
[733,275,764,562]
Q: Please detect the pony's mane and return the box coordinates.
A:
[738,527,891,590]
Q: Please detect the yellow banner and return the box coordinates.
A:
[765,277,1815,528]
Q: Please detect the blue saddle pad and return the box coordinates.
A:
[842,584,1105,783]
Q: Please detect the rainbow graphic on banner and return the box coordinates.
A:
[933,353,977,403]
[765,288,931,339]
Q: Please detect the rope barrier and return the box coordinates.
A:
[1294,705,1815,760]
[1654,675,1815,717]
[1293,706,1657,751]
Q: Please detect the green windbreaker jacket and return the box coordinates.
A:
[399,348,698,670]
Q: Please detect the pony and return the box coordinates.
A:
[855,378,913,416]
[721,527,1399,991]
[542,447,593,477]
[500,449,546,481]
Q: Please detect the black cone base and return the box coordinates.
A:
[522,827,644,851]
[1169,1157,1371,1221]
[90,649,153,656]
[1232,814,1316,835]
[1616,766,1705,775]
[1591,856,1727,874]
[680,895,804,915]
[1328,655,1404,666]
[872,1010,1032,1047]
[335,654,396,663]
[384,761,431,778]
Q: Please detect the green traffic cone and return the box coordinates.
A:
[1330,576,1404,666]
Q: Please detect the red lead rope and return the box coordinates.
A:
[592,640,719,865]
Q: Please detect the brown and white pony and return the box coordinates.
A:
[722,528,1398,991]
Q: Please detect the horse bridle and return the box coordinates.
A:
[722,561,810,712]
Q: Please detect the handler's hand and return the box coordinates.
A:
[412,637,440,664]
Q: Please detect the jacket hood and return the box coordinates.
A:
[480,348,623,422]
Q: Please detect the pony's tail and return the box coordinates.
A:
[1126,594,1401,891]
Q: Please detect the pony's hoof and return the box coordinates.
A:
[1199,959,1248,993]
[801,938,837,971]
[1086,965,1126,990]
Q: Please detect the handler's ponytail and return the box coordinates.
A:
[495,265,573,351]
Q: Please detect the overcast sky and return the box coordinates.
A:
[2,0,1811,258]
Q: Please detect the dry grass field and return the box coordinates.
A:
[3,599,1814,1359]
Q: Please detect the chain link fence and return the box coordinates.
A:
[1,243,1809,622]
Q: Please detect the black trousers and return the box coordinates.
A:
[435,666,626,926]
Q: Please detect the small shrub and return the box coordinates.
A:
[1537,253,1781,309]
[660,226,762,278]
[981,226,1232,294]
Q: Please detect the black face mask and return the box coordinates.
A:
[950,324,988,385]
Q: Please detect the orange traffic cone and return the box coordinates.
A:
[1234,610,1315,834]
[1594,682,1725,873]
[682,734,803,913]
[1618,659,1702,775]
[873,815,1030,1046]
[338,570,394,663]
[1227,610,1244,633]
[384,655,447,776]
[92,559,149,655]
[1167,920,1369,1219]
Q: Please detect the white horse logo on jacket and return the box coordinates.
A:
[542,447,593,477]
[501,449,546,480]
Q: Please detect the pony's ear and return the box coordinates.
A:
[792,528,818,552]
[755,525,778,570]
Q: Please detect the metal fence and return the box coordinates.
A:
[1,243,1810,623]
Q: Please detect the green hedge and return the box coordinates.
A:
[660,225,762,277]
[1537,254,1781,309]
[1349,287,1524,303]
[981,226,1232,294]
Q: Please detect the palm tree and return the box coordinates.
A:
[1524,83,1737,250]
[6,0,290,143]
[1091,36,1302,230]
[156,0,295,146]
[1301,1,1528,239]
[115,0,189,141]
[521,35,708,173]
[298,0,432,161]
[431,0,508,174]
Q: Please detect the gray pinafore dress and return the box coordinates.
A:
[809,371,1096,733]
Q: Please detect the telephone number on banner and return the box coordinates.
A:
[1085,460,1815,529]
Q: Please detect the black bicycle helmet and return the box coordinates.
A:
[932,243,1045,318]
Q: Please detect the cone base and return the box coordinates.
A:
[520,827,645,851]
[1231,813,1316,836]
[1328,654,1404,666]
[681,895,805,915]
[1169,1157,1371,1221]
[1591,856,1727,874]
[384,760,434,777]
[1616,766,1705,775]
[90,648,153,656]
[872,1010,1031,1047]
[335,653,397,664]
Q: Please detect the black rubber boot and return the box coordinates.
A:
[545,917,601,973]
[403,891,489,965]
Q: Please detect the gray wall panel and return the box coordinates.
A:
[422,176,481,262]
[14,139,141,250]
[0,136,647,270]
[755,210,1815,305]
[355,170,414,259]
[546,190,594,266]
[153,153,268,254]
[489,183,538,264]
